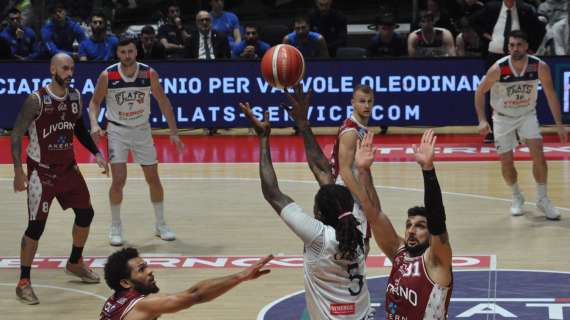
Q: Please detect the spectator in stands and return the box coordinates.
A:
[550,3,570,55]
[79,12,117,61]
[136,26,166,60]
[209,0,241,48]
[425,0,457,35]
[308,0,347,57]
[41,3,86,59]
[232,24,270,59]
[283,15,329,58]
[455,17,482,56]
[157,2,190,58]
[469,0,546,143]
[0,8,40,60]
[408,11,455,57]
[366,12,407,58]
[538,0,567,27]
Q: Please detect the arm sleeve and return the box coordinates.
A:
[74,117,99,156]
[423,169,447,235]
[280,202,324,245]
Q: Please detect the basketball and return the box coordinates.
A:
[260,44,305,89]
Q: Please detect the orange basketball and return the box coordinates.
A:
[260,44,305,89]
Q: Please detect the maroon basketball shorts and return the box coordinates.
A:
[26,159,91,221]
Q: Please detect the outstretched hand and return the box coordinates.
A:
[239,102,271,137]
[238,254,273,281]
[413,129,437,170]
[355,132,376,171]
[280,84,312,128]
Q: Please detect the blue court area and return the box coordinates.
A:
[258,270,570,320]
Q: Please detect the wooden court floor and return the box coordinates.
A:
[0,161,569,319]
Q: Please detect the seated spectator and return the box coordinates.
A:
[308,0,347,57]
[538,0,567,27]
[79,12,118,61]
[455,17,483,56]
[0,8,40,60]
[367,12,407,57]
[209,0,241,48]
[157,2,190,58]
[283,15,329,58]
[551,5,570,55]
[408,10,455,57]
[136,26,166,60]
[184,10,231,60]
[41,3,86,58]
[426,0,457,35]
[232,24,270,59]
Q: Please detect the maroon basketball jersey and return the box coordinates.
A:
[330,117,368,180]
[385,248,452,320]
[100,289,146,320]
[26,87,81,166]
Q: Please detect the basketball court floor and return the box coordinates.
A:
[0,131,568,319]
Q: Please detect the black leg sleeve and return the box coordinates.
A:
[74,118,100,156]
[423,169,447,235]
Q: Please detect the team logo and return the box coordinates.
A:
[115,90,146,106]
[258,270,570,320]
[57,103,67,111]
[43,95,52,105]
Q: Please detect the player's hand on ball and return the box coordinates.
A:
[239,102,271,137]
[477,121,491,136]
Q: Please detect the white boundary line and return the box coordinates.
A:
[256,269,570,320]
[0,282,106,301]
[3,176,566,212]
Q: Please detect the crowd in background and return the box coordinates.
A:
[0,0,569,62]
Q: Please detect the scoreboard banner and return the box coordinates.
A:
[0,57,569,129]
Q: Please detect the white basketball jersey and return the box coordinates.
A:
[304,226,370,319]
[490,55,540,117]
[105,62,152,127]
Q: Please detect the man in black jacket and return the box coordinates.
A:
[469,0,545,143]
[184,10,230,60]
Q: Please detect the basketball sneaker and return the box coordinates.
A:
[155,223,176,241]
[109,223,124,246]
[537,197,561,220]
[510,194,525,216]
[16,278,39,305]
[65,257,100,283]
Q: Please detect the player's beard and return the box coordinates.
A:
[405,239,429,257]
[511,52,525,61]
[54,73,71,88]
[132,279,159,295]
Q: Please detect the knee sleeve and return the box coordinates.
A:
[73,207,94,227]
[24,220,47,240]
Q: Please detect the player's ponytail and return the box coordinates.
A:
[315,184,364,261]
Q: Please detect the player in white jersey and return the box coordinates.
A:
[240,102,373,320]
[475,30,568,220]
[89,36,185,245]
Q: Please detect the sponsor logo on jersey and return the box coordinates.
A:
[386,283,418,307]
[43,95,52,105]
[115,90,146,106]
[48,135,72,151]
[42,121,75,139]
[330,303,355,315]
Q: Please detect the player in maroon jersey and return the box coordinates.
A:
[11,53,109,305]
[100,248,273,320]
[356,130,453,320]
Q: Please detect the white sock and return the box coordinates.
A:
[111,204,122,225]
[537,183,547,200]
[153,202,165,225]
[510,183,522,197]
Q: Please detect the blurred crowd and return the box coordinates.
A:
[0,0,568,62]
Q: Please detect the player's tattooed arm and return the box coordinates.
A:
[11,94,40,169]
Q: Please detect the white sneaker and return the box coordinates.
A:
[155,223,176,241]
[510,194,525,216]
[537,198,561,220]
[109,223,124,246]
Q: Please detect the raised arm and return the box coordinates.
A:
[130,255,272,318]
[281,87,334,186]
[88,71,108,145]
[11,94,41,192]
[240,103,294,213]
[354,133,403,261]
[474,64,500,136]
[413,130,452,286]
[538,61,568,143]
[150,68,184,152]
